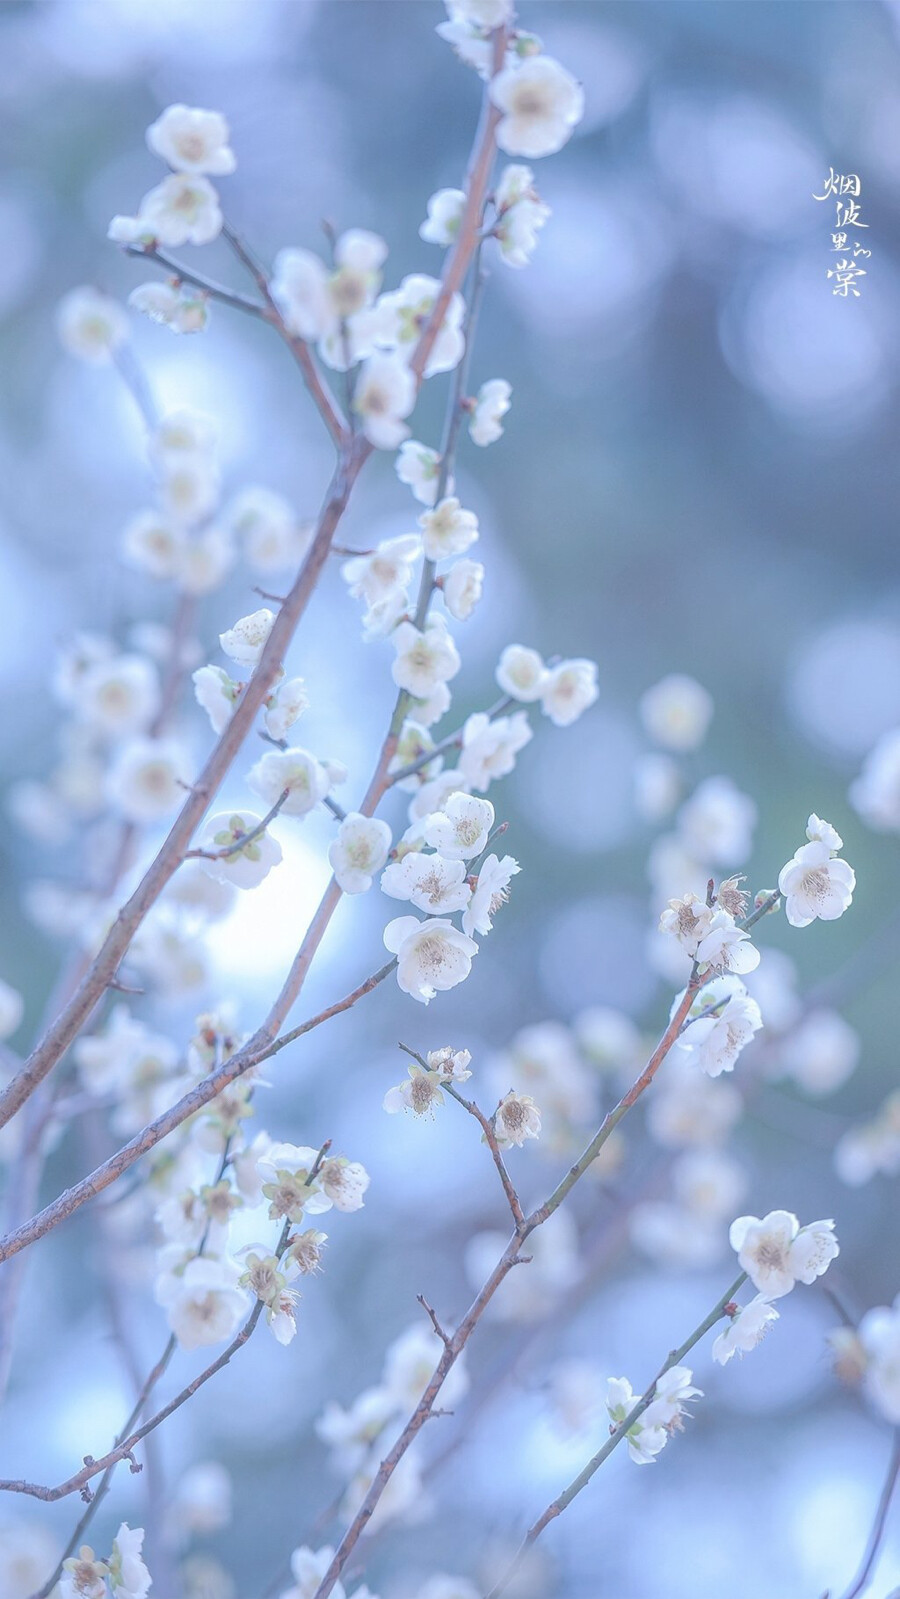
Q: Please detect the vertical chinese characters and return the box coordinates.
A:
[813,168,871,297]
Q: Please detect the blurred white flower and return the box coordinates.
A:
[373,274,465,377]
[353,353,416,448]
[156,1256,248,1350]
[0,979,24,1042]
[640,674,713,751]
[129,280,209,333]
[265,676,310,741]
[779,1008,859,1096]
[146,104,236,175]
[494,163,551,267]
[396,440,443,505]
[248,748,333,818]
[57,286,128,363]
[678,776,756,867]
[136,173,223,247]
[419,497,479,561]
[850,729,900,831]
[458,709,532,790]
[443,558,484,621]
[420,187,466,245]
[391,619,461,697]
[540,657,598,726]
[496,643,547,702]
[106,737,188,823]
[193,665,239,734]
[469,378,511,446]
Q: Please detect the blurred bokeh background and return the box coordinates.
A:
[2,2,900,1596]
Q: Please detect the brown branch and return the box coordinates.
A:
[184,789,290,861]
[0,959,395,1270]
[443,1081,525,1230]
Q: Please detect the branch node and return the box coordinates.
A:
[417,1294,451,1348]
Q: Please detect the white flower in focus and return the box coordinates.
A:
[396,440,443,506]
[496,643,547,702]
[381,850,471,914]
[640,674,713,752]
[219,608,275,667]
[427,1045,472,1080]
[78,654,160,737]
[342,535,422,605]
[778,825,856,928]
[494,163,551,267]
[490,55,584,158]
[0,979,24,1041]
[469,378,511,446]
[850,730,900,832]
[198,811,283,890]
[443,558,484,621]
[605,1378,667,1466]
[373,274,465,377]
[57,286,128,363]
[695,909,760,975]
[353,353,416,448]
[384,1061,446,1117]
[494,1089,541,1147]
[264,676,310,742]
[420,187,466,245]
[137,173,223,246]
[108,1523,151,1599]
[458,709,533,791]
[61,1546,109,1599]
[106,738,188,823]
[462,853,520,937]
[318,1155,370,1212]
[329,813,392,894]
[383,915,478,1003]
[423,791,494,859]
[712,1295,779,1366]
[247,748,333,818]
[729,1210,839,1298]
[659,892,713,957]
[419,497,479,561]
[156,1256,249,1350]
[147,104,235,175]
[676,978,763,1077]
[193,665,240,734]
[129,280,209,333]
[391,619,461,697]
[540,657,598,726]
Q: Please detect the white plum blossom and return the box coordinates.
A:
[383,915,478,1003]
[712,1296,780,1366]
[457,709,533,791]
[198,811,283,890]
[384,1060,446,1117]
[77,654,160,737]
[423,791,494,858]
[129,280,209,333]
[193,664,240,734]
[121,508,185,579]
[729,1210,839,1298]
[106,737,188,823]
[640,674,713,751]
[468,378,511,446]
[279,1545,346,1599]
[151,408,217,458]
[462,853,520,936]
[175,525,236,594]
[342,535,422,605]
[146,104,236,174]
[427,1044,472,1080]
[778,818,856,928]
[858,1296,900,1423]
[0,979,23,1041]
[265,676,310,741]
[383,1321,469,1411]
[353,353,416,448]
[136,173,223,246]
[329,813,392,894]
[219,608,275,667]
[373,274,466,377]
[835,1094,900,1186]
[445,0,513,25]
[61,1546,108,1599]
[57,286,129,363]
[850,730,900,832]
[157,452,220,527]
[420,187,466,245]
[695,909,760,975]
[225,487,309,573]
[678,776,757,867]
[248,747,334,818]
[493,163,551,267]
[635,752,681,823]
[494,1089,541,1147]
[107,1523,151,1599]
[675,977,763,1077]
[490,56,585,159]
[575,1005,642,1074]
[271,248,332,340]
[156,1256,249,1349]
[779,1008,860,1096]
[318,1155,370,1212]
[396,440,443,506]
[419,497,479,561]
[496,643,547,702]
[659,891,714,957]
[391,619,461,697]
[381,850,471,914]
[540,657,598,726]
[443,558,484,621]
[605,1367,701,1465]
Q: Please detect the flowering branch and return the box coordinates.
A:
[484,1271,749,1599]
[184,788,290,860]
[385,694,516,787]
[442,1081,525,1230]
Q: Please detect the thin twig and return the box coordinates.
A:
[184,789,289,861]
[836,1430,900,1599]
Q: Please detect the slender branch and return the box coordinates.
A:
[740,889,781,932]
[123,242,267,315]
[386,694,516,787]
[485,1272,749,1599]
[184,789,289,861]
[308,972,708,1599]
[837,1430,900,1599]
[0,959,395,1270]
[444,1082,525,1230]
